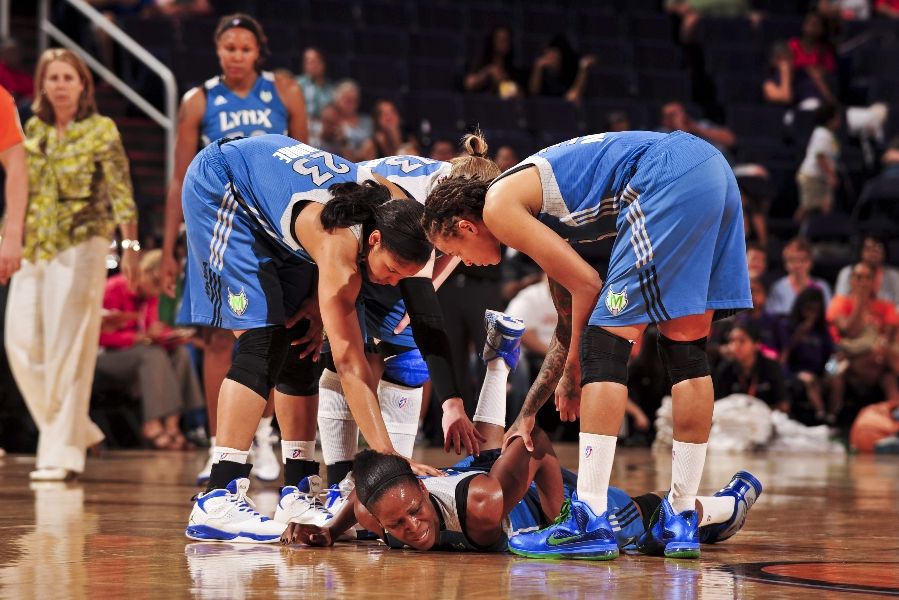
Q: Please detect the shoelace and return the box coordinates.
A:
[232,487,264,517]
[534,498,572,532]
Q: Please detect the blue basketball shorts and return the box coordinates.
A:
[178,145,315,330]
[589,133,752,327]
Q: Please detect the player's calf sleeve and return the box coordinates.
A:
[474,360,510,427]
[317,368,359,465]
[378,379,423,459]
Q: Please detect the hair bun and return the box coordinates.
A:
[461,130,489,158]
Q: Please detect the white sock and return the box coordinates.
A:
[473,360,510,427]
[576,433,617,514]
[212,446,249,464]
[282,440,316,463]
[207,436,216,456]
[255,416,273,439]
[668,440,708,514]
[379,379,423,459]
[696,495,736,526]
[317,368,359,464]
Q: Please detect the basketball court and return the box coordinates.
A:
[2,446,897,598]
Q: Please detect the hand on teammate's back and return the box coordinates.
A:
[502,414,537,453]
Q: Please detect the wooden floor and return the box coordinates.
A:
[1,446,898,599]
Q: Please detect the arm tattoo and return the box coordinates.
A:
[518,280,573,418]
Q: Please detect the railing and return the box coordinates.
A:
[37,0,176,182]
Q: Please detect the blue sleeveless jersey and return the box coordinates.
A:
[509,132,665,270]
[359,155,451,204]
[217,134,372,262]
[201,71,289,146]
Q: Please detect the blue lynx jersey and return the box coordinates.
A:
[511,131,751,326]
[360,155,451,204]
[200,71,289,146]
[179,135,372,329]
[220,134,371,262]
[510,131,666,270]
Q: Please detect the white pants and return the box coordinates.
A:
[5,237,109,472]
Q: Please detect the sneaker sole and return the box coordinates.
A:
[664,542,700,559]
[508,546,619,561]
[185,525,281,543]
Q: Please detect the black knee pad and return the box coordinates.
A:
[275,319,322,396]
[227,325,290,400]
[579,326,633,386]
[657,334,710,385]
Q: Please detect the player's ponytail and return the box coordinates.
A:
[353,450,419,510]
[322,181,433,265]
[423,178,490,239]
[449,129,501,181]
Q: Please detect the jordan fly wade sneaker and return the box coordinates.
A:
[186,477,286,543]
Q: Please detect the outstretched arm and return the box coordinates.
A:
[504,279,573,450]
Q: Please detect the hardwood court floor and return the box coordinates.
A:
[1,446,898,599]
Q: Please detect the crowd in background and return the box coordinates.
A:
[2,0,899,461]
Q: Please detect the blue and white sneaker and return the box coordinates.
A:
[186,477,286,543]
[482,309,526,371]
[636,496,700,559]
[699,471,763,544]
[274,475,333,527]
[508,495,619,560]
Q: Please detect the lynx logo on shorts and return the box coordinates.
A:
[605,286,628,316]
[584,445,593,459]
[227,287,249,316]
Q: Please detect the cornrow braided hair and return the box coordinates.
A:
[422,178,490,239]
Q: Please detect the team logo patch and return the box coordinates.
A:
[213,95,227,106]
[398,397,409,409]
[227,287,249,316]
[260,90,272,103]
[605,286,628,316]
[584,445,593,459]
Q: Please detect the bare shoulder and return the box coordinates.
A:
[485,166,542,217]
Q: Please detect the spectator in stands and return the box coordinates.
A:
[464,25,524,99]
[658,101,736,159]
[6,48,139,481]
[665,0,759,44]
[855,136,899,221]
[767,237,833,315]
[874,0,899,18]
[296,47,334,123]
[0,38,34,105]
[827,261,899,427]
[835,236,899,305]
[494,145,519,172]
[818,0,871,21]
[332,79,372,161]
[96,250,203,450]
[745,241,773,287]
[159,14,308,484]
[735,165,772,249]
[777,287,835,423]
[709,278,780,368]
[308,103,352,157]
[429,138,458,161]
[788,12,839,108]
[359,99,418,161]
[607,110,631,132]
[714,322,789,412]
[762,42,795,107]
[528,34,595,104]
[795,103,841,223]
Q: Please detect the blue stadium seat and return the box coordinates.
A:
[585,67,638,98]
[576,9,623,40]
[634,41,682,70]
[522,7,570,36]
[410,31,465,62]
[353,28,409,58]
[408,59,460,91]
[716,73,764,104]
[308,0,359,27]
[704,43,765,75]
[727,104,787,139]
[467,4,515,34]
[638,70,690,101]
[482,128,538,159]
[698,18,754,45]
[348,56,407,91]
[628,13,673,42]
[584,98,651,131]
[357,0,413,29]
[295,26,354,57]
[579,39,634,69]
[415,3,465,31]
[406,91,464,132]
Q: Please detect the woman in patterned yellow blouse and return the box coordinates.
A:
[4,48,139,481]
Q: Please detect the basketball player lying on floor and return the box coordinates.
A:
[282,315,762,554]
[282,430,761,554]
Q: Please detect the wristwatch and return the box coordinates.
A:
[121,239,141,252]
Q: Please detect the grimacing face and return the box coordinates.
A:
[369,480,440,551]
[430,219,502,268]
